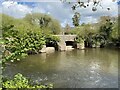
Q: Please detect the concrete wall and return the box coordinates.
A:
[54,35,77,51]
[54,35,77,41]
[40,35,85,52]
[77,43,85,49]
[39,45,55,53]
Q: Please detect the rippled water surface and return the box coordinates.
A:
[3,48,119,88]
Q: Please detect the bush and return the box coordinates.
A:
[3,73,53,89]
[2,25,60,63]
[2,25,46,63]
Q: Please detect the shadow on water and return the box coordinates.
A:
[3,48,119,88]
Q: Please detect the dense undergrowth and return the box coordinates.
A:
[2,25,59,64]
[3,73,53,89]
[0,13,60,89]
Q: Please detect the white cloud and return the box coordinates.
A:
[1,0,118,27]
[2,1,17,8]
[2,1,31,18]
[80,16,97,24]
[75,0,118,23]
[29,2,74,27]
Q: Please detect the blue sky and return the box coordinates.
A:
[0,0,119,27]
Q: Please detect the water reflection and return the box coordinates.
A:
[3,48,119,88]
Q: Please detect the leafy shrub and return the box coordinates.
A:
[3,73,53,89]
[2,25,60,63]
[75,36,84,43]
[45,34,60,44]
[2,25,46,63]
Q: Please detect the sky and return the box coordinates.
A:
[0,0,119,27]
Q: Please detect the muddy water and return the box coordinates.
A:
[3,48,119,88]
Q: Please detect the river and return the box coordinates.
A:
[3,48,119,88]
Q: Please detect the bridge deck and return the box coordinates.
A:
[54,35,77,41]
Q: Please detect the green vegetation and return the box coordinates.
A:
[72,12,80,27]
[3,73,53,89]
[24,13,61,35]
[1,13,61,89]
[1,13,60,64]
[64,24,71,35]
[69,16,119,48]
[1,14,119,64]
[2,25,45,63]
[0,12,119,89]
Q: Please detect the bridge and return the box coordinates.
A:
[40,34,84,53]
[40,35,77,52]
[54,35,77,51]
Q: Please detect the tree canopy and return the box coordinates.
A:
[72,12,80,27]
[1,13,61,63]
[1,13,62,35]
[24,13,61,34]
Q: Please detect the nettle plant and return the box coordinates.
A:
[2,25,46,63]
[2,73,53,89]
[2,25,60,63]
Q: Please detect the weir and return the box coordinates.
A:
[40,34,85,53]
[54,35,77,51]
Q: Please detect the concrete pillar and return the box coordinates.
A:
[39,45,56,53]
[77,42,85,49]
[58,42,66,51]
[39,45,46,53]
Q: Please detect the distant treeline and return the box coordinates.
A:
[64,16,120,48]
[0,13,120,64]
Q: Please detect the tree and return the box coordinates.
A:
[1,13,61,63]
[24,13,61,34]
[72,12,80,27]
[1,14,16,27]
[99,16,113,41]
[111,20,118,38]
[0,14,41,33]
[98,16,111,25]
[64,23,71,34]
[110,16,120,46]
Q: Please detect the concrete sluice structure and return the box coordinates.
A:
[40,35,85,53]
[55,35,77,51]
[39,45,55,53]
[66,46,74,51]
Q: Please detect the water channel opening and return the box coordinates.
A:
[46,42,58,50]
[65,41,76,48]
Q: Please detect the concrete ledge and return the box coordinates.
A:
[66,46,74,51]
[39,46,55,53]
[46,47,55,53]
[39,45,46,53]
[77,43,85,50]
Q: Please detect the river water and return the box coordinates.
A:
[3,48,119,88]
